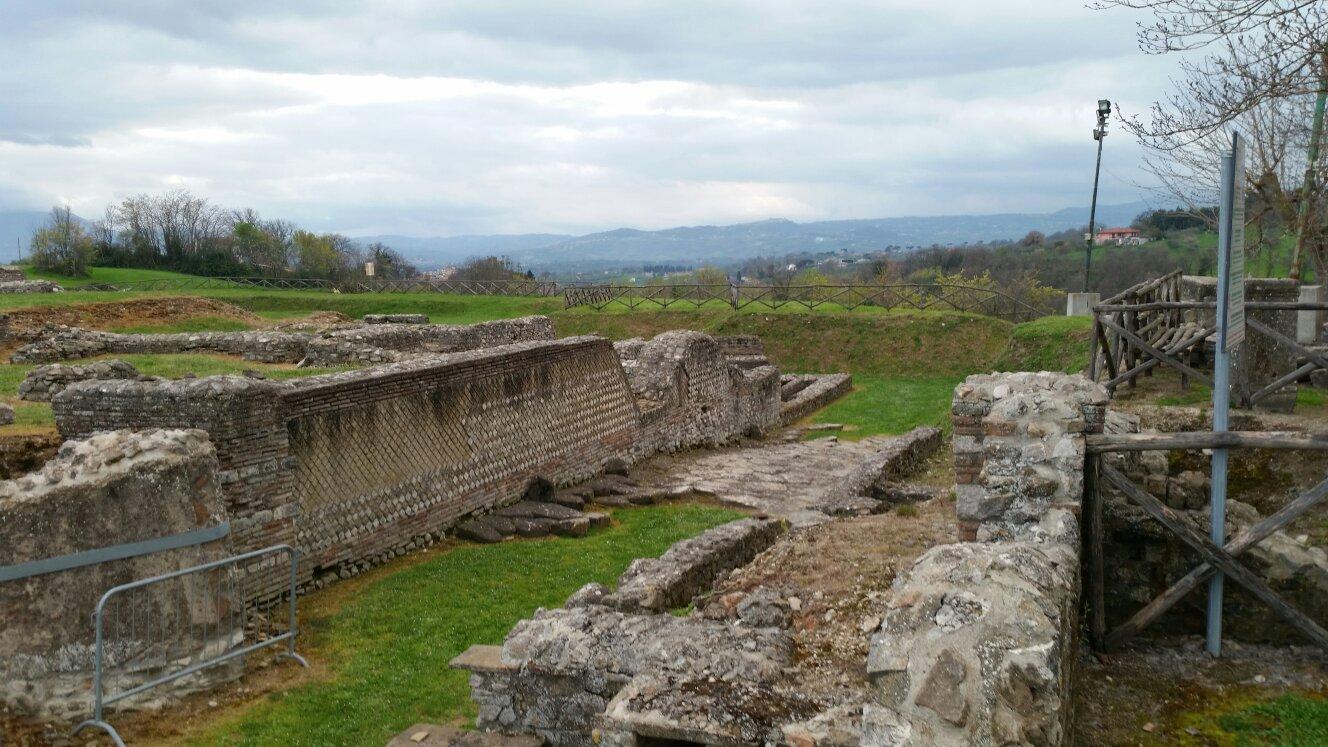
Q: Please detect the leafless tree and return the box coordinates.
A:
[1098,0,1328,277]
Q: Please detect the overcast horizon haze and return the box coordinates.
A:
[2,1,1180,239]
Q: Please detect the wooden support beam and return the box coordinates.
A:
[1104,325,1212,389]
[1096,316,1119,381]
[1101,465,1328,652]
[1105,471,1328,650]
[1087,430,1328,453]
[1099,316,1213,386]
[1084,454,1106,650]
[1248,362,1319,406]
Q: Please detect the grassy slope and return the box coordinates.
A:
[555,308,1016,438]
[21,265,209,286]
[992,315,1093,373]
[183,504,744,747]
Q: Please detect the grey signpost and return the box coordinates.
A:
[1208,131,1245,656]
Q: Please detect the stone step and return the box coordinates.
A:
[386,722,540,746]
[456,518,505,544]
[496,500,583,521]
[550,491,586,510]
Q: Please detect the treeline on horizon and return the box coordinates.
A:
[27,192,1230,302]
[26,190,422,281]
[726,208,1224,299]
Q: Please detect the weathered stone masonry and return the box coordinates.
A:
[0,429,235,720]
[862,372,1105,746]
[616,331,781,457]
[11,315,554,365]
[281,338,640,576]
[52,337,640,599]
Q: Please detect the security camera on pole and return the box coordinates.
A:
[1067,99,1111,317]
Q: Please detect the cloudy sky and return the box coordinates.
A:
[0,1,1178,237]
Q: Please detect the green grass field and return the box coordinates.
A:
[183,503,744,747]
[0,264,1090,439]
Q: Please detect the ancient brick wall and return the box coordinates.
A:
[616,331,780,457]
[54,377,297,598]
[52,337,639,596]
[280,337,639,576]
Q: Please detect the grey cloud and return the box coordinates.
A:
[0,0,1170,235]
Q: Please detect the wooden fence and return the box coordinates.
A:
[1088,271,1328,406]
[1082,431,1328,653]
[80,276,560,297]
[562,282,1049,322]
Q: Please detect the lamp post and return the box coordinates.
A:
[1084,98,1111,292]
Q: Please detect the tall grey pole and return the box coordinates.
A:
[1085,100,1110,293]
[1208,132,1244,656]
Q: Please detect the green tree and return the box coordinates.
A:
[292,230,340,278]
[29,205,95,276]
[694,265,729,286]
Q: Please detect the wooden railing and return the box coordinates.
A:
[1088,271,1328,406]
[1082,431,1328,653]
[80,276,560,297]
[562,283,1049,322]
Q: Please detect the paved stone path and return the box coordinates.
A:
[638,432,929,522]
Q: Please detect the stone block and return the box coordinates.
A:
[1065,291,1099,317]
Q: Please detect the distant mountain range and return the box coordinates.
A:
[1,201,1151,268]
[359,201,1151,270]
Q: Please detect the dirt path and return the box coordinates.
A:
[700,488,956,704]
[1075,637,1328,745]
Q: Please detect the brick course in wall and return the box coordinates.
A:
[52,336,640,599]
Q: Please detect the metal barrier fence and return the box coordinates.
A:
[73,545,308,746]
[79,276,560,296]
[562,282,1050,322]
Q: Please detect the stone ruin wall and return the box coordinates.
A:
[615,330,781,458]
[45,324,785,601]
[10,314,555,366]
[52,337,641,598]
[53,376,298,600]
[779,372,854,426]
[0,265,61,294]
[862,371,1105,746]
[453,517,792,745]
[0,280,62,294]
[0,429,236,720]
[713,334,769,369]
[281,338,640,578]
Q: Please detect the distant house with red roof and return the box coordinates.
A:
[1091,226,1146,246]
